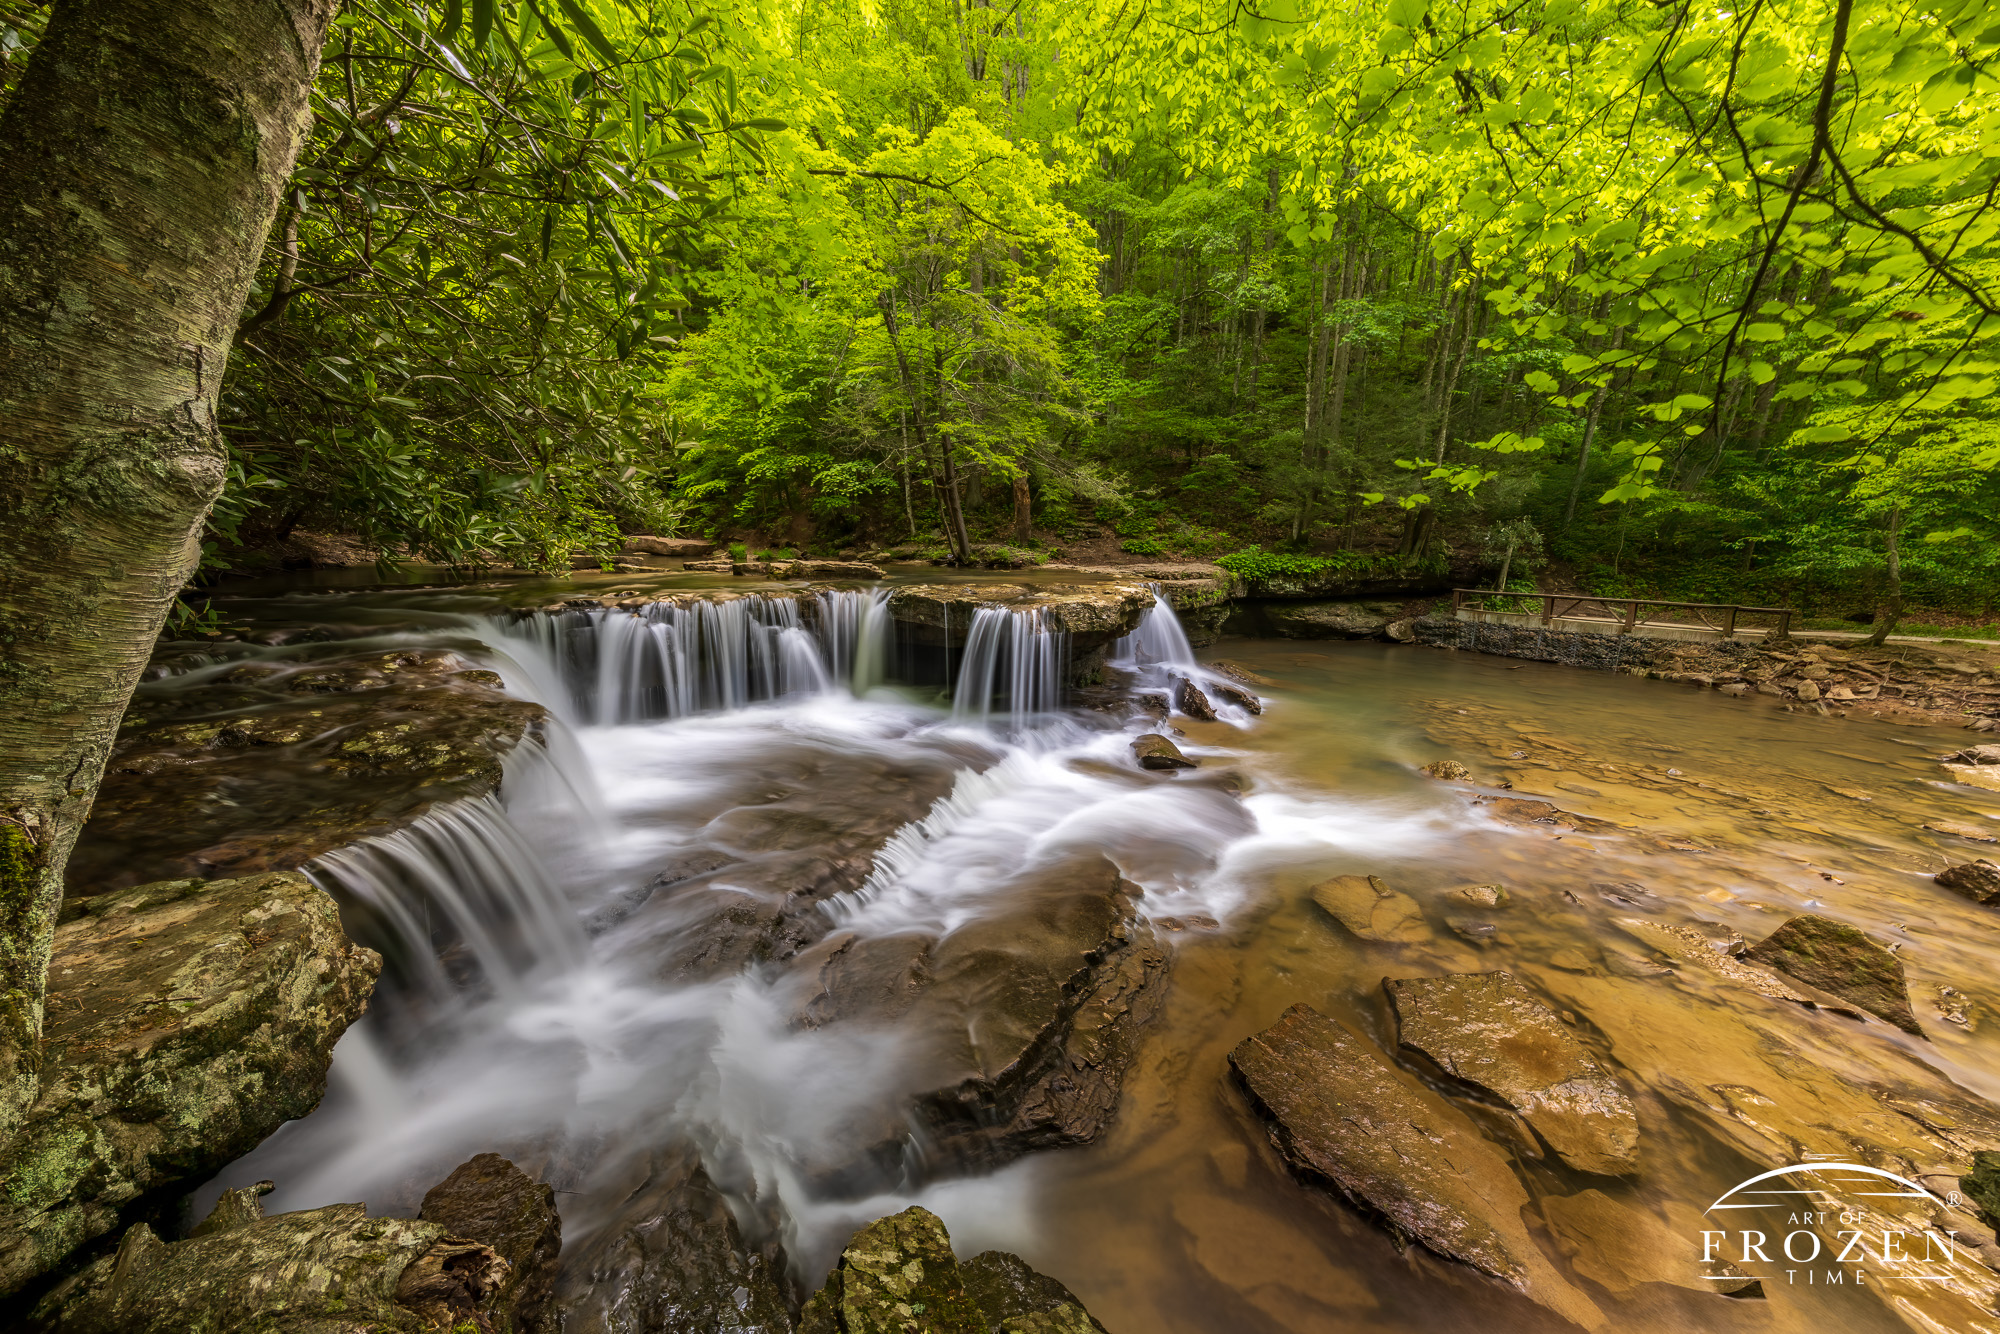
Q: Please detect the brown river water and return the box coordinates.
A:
[142,576,2000,1334]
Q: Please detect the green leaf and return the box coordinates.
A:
[472,0,494,47]
[1523,370,1559,393]
[441,0,463,43]
[552,0,622,67]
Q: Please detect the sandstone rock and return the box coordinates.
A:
[421,1154,561,1332]
[1617,918,1862,1016]
[74,651,545,892]
[1473,797,1617,834]
[26,1204,501,1334]
[555,1144,790,1334]
[1744,914,1923,1036]
[1385,971,1640,1176]
[1132,733,1197,770]
[1449,883,1508,907]
[624,535,715,557]
[1827,685,1856,701]
[1944,744,2000,765]
[1309,874,1430,944]
[1228,1005,1601,1328]
[798,1207,1107,1334]
[960,1250,1110,1333]
[1926,820,2000,844]
[1422,760,1471,781]
[1939,860,2000,905]
[1206,679,1263,714]
[1795,680,1822,702]
[1386,618,1417,643]
[0,873,379,1296]
[1263,601,1395,639]
[1174,677,1217,720]
[1717,683,1750,696]
[1538,1190,1759,1295]
[684,559,735,572]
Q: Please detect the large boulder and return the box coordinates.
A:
[1384,972,1639,1176]
[27,1203,502,1334]
[791,857,1171,1179]
[0,873,379,1296]
[623,535,715,558]
[420,1154,562,1332]
[69,649,546,893]
[797,1206,1106,1334]
[553,1144,791,1334]
[1743,914,1922,1036]
[1260,601,1400,640]
[1228,1005,1600,1328]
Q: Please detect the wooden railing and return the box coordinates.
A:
[1451,589,1793,639]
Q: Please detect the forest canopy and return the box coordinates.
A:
[4,0,1994,624]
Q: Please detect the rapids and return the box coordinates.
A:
[159,571,2000,1334]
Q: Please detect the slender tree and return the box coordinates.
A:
[0,0,339,1134]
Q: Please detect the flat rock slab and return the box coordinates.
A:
[1385,971,1639,1176]
[1132,733,1196,770]
[1744,913,1922,1036]
[1310,874,1430,943]
[798,1206,1106,1334]
[70,649,545,892]
[886,582,1153,650]
[0,873,379,1296]
[1616,918,1867,1018]
[1262,601,1399,639]
[1229,1005,1601,1328]
[1538,1190,1758,1295]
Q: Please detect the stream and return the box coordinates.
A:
[112,570,2000,1334]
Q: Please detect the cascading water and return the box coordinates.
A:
[950,605,1065,729]
[481,587,891,726]
[1113,588,1262,723]
[200,584,1443,1295]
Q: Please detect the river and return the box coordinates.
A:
[113,569,2000,1334]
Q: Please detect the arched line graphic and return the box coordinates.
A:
[1707,1161,1934,1213]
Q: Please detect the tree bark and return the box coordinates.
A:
[1011,472,1031,544]
[0,0,339,1135]
[1864,505,1905,647]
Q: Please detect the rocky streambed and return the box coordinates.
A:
[11,572,2000,1334]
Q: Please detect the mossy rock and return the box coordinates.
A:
[1744,914,1921,1036]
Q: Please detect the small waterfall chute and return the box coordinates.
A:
[951,606,1064,729]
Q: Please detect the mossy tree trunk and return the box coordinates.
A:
[0,0,339,1137]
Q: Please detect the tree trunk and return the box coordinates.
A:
[1864,505,1905,647]
[0,0,340,1134]
[1011,473,1031,544]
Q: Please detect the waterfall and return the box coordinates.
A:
[1111,590,1198,670]
[479,589,892,726]
[951,606,1064,729]
[308,794,582,1004]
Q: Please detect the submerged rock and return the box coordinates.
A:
[798,1207,1106,1334]
[1617,918,1863,1016]
[27,1204,502,1334]
[421,1153,562,1332]
[1385,972,1640,1176]
[1421,760,1471,781]
[1538,1190,1759,1296]
[555,1144,790,1334]
[1228,1005,1601,1328]
[1744,914,1923,1036]
[1132,733,1197,770]
[1309,874,1430,944]
[1944,744,2000,765]
[1939,860,2000,905]
[0,873,379,1295]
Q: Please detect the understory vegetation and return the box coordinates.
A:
[6,0,1995,631]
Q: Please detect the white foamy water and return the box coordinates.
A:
[201,592,1439,1282]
